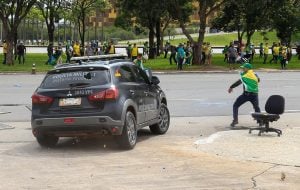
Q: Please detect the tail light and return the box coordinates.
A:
[32,93,54,104]
[88,87,119,101]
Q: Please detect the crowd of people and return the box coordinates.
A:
[223,41,296,70]
[163,41,212,70]
[2,40,27,65]
[45,40,119,66]
[2,38,300,69]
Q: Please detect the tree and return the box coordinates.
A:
[36,0,65,45]
[169,0,225,65]
[211,0,273,46]
[211,2,245,45]
[71,0,107,46]
[0,0,37,65]
[117,0,168,59]
[26,7,44,44]
[271,0,300,44]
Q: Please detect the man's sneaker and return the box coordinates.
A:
[230,120,238,127]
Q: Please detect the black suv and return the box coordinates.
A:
[31,55,170,149]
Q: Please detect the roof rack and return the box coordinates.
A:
[70,53,128,62]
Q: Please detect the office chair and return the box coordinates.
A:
[250,95,285,136]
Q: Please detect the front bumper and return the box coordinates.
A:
[31,116,123,137]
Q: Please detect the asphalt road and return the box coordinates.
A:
[0,71,299,121]
[1,72,300,189]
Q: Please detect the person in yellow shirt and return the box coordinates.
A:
[73,41,81,57]
[131,43,139,61]
[2,40,7,64]
[205,42,212,65]
[279,45,288,70]
[263,42,269,64]
[270,43,279,64]
[108,41,115,54]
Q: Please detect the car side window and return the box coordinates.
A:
[115,65,136,83]
[132,65,149,84]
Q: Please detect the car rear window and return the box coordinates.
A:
[40,69,111,89]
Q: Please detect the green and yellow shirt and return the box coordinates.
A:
[240,70,259,93]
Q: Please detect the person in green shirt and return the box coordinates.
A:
[133,53,144,70]
[228,62,261,127]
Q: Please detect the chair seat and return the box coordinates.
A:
[252,112,280,121]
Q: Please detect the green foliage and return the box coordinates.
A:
[106,28,137,41]
[212,0,273,44]
[167,0,194,23]
[114,13,132,30]
[271,0,300,44]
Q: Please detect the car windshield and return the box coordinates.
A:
[40,69,111,89]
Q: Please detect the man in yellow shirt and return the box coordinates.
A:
[270,43,280,64]
[263,42,269,64]
[73,41,81,57]
[131,43,139,61]
[108,41,115,54]
[2,40,7,64]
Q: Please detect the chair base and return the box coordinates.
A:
[251,113,282,137]
[249,127,282,137]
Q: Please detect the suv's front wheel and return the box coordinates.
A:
[150,103,170,134]
[36,135,59,148]
[116,111,137,150]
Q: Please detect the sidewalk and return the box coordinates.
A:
[170,113,300,189]
[0,113,299,189]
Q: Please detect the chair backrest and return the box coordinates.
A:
[265,95,285,114]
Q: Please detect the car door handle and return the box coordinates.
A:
[129,90,135,95]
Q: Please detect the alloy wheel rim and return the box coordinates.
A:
[159,106,169,130]
[127,115,136,145]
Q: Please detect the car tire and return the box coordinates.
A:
[116,111,137,150]
[36,135,59,148]
[150,103,170,134]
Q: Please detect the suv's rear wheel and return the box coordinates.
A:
[116,111,137,149]
[150,103,170,134]
[36,135,59,148]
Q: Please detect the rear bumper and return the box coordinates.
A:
[31,116,123,137]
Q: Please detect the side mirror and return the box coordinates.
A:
[151,76,160,85]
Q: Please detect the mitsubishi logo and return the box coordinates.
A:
[67,91,73,97]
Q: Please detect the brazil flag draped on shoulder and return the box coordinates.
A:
[240,70,259,93]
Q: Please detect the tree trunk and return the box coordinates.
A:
[155,20,161,56]
[237,29,242,45]
[246,30,255,46]
[14,31,18,58]
[81,20,85,47]
[148,28,155,59]
[195,1,207,65]
[192,43,201,65]
[48,26,55,45]
[5,32,15,66]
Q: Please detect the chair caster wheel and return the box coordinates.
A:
[258,132,261,136]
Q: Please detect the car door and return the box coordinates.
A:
[116,65,146,125]
[132,66,158,122]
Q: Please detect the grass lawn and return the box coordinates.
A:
[169,31,300,46]
[0,53,299,73]
[144,54,300,71]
